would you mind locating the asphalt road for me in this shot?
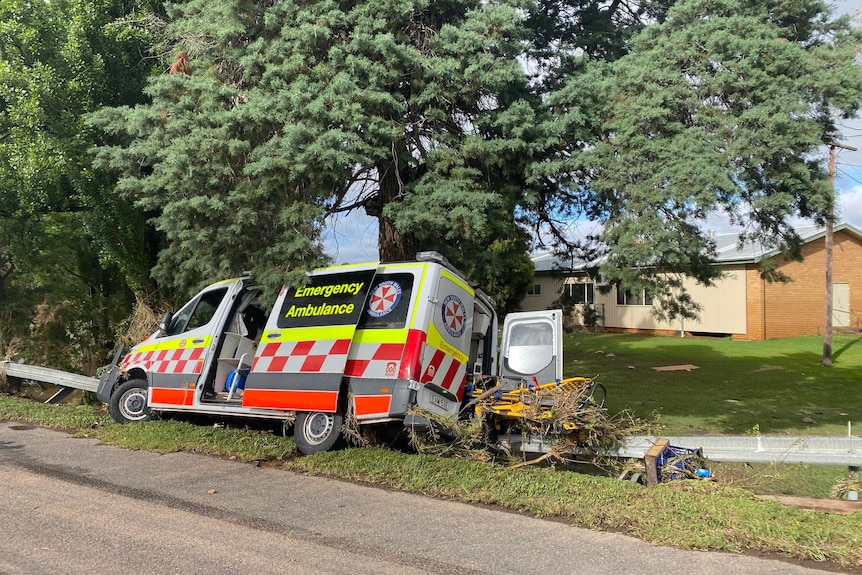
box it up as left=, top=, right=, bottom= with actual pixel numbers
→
left=0, top=421, right=840, bottom=575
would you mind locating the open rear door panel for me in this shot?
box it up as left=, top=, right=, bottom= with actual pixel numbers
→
left=242, top=264, right=378, bottom=411
left=499, top=310, right=563, bottom=385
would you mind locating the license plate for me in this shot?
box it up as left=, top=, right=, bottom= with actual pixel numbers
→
left=429, top=394, right=449, bottom=410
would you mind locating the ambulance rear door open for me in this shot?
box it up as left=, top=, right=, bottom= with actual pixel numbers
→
left=241, top=264, right=378, bottom=412
left=499, top=310, right=563, bottom=385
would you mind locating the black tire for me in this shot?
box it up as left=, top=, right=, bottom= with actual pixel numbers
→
left=109, top=379, right=153, bottom=424
left=294, top=411, right=343, bottom=454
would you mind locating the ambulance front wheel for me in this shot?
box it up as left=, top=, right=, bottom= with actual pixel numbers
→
left=294, top=411, right=343, bottom=454
left=109, top=379, right=153, bottom=424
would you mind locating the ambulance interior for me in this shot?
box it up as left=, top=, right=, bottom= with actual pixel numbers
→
left=469, top=296, right=496, bottom=383
left=205, top=288, right=266, bottom=402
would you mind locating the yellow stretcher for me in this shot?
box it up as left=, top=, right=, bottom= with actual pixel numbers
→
left=464, top=376, right=606, bottom=433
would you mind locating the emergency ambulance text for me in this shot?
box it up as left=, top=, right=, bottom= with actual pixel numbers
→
left=294, top=282, right=365, bottom=299
left=284, top=303, right=355, bottom=318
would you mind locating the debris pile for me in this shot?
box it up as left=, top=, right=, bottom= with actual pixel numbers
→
left=409, top=376, right=656, bottom=468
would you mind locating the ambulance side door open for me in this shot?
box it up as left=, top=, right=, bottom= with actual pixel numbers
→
left=148, top=282, right=240, bottom=408
left=499, top=310, right=563, bottom=385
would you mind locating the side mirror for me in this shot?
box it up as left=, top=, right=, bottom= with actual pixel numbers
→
left=159, top=311, right=173, bottom=335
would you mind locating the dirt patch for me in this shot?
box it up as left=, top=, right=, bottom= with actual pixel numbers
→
left=651, top=364, right=699, bottom=371
left=754, top=365, right=785, bottom=372
left=758, top=494, right=862, bottom=515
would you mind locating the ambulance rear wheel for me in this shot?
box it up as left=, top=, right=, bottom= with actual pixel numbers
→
left=109, top=379, right=153, bottom=424
left=294, top=411, right=342, bottom=454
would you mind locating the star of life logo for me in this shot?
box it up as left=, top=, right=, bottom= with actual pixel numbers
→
left=368, top=280, right=402, bottom=318
left=441, top=294, right=466, bottom=337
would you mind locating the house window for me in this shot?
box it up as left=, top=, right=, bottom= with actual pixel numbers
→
left=616, top=288, right=653, bottom=306
left=567, top=282, right=594, bottom=304
left=527, top=284, right=542, bottom=296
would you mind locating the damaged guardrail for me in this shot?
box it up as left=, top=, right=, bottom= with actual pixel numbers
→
left=1, top=360, right=98, bottom=403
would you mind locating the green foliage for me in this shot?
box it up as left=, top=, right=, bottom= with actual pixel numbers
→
left=90, top=0, right=548, bottom=304
left=541, top=0, right=862, bottom=321
left=5, top=0, right=862, bottom=375
left=0, top=0, right=161, bottom=364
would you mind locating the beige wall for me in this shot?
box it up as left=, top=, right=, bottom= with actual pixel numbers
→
left=596, top=266, right=747, bottom=336
left=522, top=268, right=747, bottom=336
left=519, top=275, right=566, bottom=312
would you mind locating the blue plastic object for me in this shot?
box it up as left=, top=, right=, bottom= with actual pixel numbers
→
left=226, top=369, right=248, bottom=392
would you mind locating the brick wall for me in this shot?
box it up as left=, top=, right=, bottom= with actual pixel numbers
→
left=744, top=266, right=765, bottom=340
left=744, top=229, right=862, bottom=339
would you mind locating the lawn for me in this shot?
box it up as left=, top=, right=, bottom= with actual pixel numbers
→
left=561, top=332, right=862, bottom=498
left=565, top=332, right=861, bottom=437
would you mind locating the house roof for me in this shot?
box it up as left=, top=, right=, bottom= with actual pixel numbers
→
left=533, top=222, right=862, bottom=271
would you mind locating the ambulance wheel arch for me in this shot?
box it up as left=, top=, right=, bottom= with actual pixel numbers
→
left=294, top=411, right=343, bottom=454
left=109, top=379, right=154, bottom=424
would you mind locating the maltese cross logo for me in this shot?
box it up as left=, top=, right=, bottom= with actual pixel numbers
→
left=441, top=294, right=466, bottom=337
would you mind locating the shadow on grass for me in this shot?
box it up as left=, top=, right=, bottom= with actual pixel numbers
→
left=832, top=334, right=862, bottom=361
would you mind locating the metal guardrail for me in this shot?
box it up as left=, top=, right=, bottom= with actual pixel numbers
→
left=619, top=435, right=862, bottom=466
left=1, top=360, right=99, bottom=403
left=505, top=433, right=862, bottom=467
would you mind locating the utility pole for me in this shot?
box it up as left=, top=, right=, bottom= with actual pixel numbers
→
left=823, top=142, right=857, bottom=367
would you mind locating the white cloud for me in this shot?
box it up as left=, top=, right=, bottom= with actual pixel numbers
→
left=838, top=185, right=862, bottom=228
left=323, top=210, right=379, bottom=263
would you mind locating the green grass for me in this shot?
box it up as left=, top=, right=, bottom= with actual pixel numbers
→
left=3, top=398, right=857, bottom=569
left=2, top=332, right=862, bottom=569
left=567, top=332, right=862, bottom=437
left=564, top=332, right=862, bottom=498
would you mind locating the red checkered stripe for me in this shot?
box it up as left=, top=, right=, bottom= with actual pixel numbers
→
left=122, top=347, right=205, bottom=374
left=252, top=338, right=351, bottom=373
left=344, top=341, right=405, bottom=378
left=419, top=345, right=466, bottom=396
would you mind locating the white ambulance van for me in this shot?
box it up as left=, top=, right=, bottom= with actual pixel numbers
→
left=96, top=252, right=563, bottom=454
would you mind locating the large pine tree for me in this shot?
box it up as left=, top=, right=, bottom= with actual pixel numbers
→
left=90, top=0, right=551, bottom=307
left=539, top=0, right=862, bottom=319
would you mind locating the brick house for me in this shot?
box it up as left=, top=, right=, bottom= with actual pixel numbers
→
left=520, top=223, right=862, bottom=340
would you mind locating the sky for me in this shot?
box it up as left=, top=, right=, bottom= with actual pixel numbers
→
left=323, top=0, right=862, bottom=263
left=811, top=0, right=862, bottom=229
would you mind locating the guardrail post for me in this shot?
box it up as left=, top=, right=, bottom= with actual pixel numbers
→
left=849, top=466, right=860, bottom=501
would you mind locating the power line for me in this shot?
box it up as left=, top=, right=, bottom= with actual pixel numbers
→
left=837, top=166, right=862, bottom=187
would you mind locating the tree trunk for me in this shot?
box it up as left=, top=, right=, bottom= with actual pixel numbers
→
left=374, top=163, right=418, bottom=262
left=823, top=145, right=836, bottom=367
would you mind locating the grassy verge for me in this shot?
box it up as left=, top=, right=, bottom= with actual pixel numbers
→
left=1, top=393, right=860, bottom=569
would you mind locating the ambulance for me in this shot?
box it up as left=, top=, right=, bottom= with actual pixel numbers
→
left=96, top=252, right=564, bottom=454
